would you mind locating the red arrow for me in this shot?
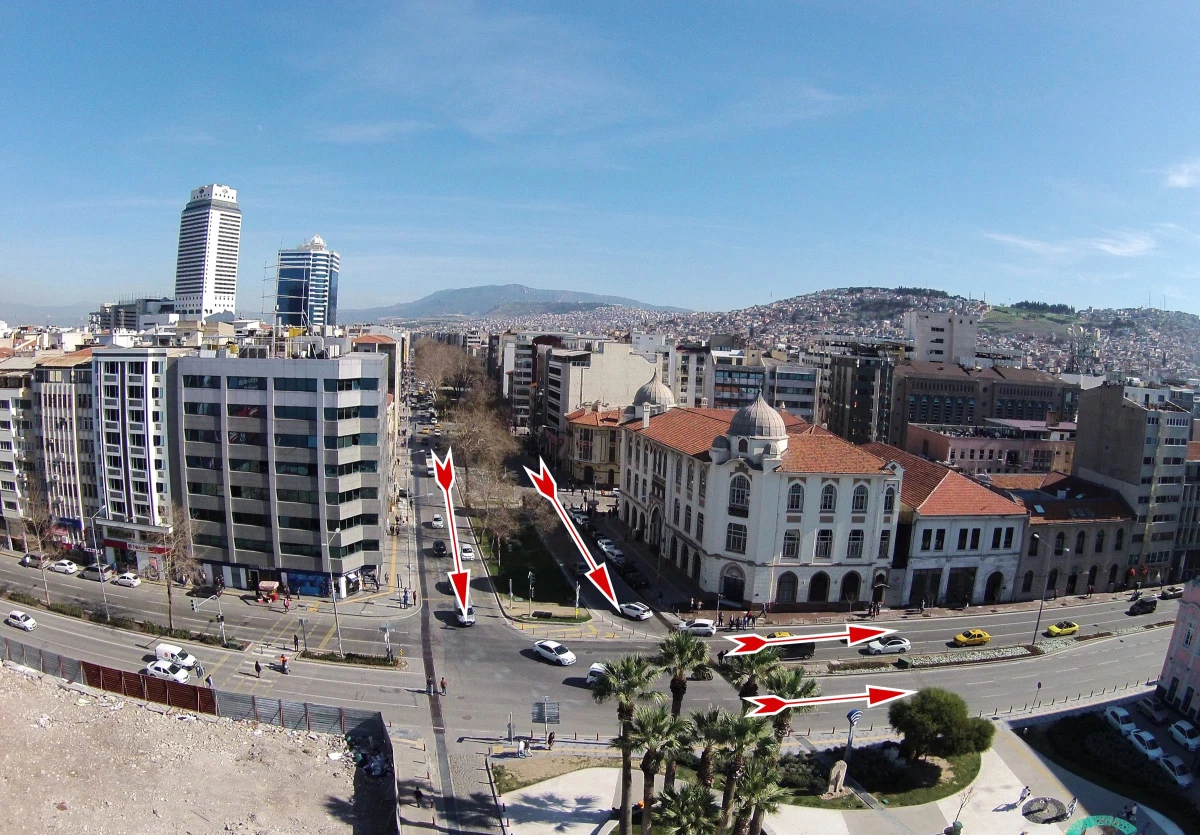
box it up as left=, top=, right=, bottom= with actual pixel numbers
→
left=432, top=448, right=470, bottom=612
left=743, top=685, right=916, bottom=717
left=724, top=625, right=896, bottom=656
left=523, top=457, right=620, bottom=611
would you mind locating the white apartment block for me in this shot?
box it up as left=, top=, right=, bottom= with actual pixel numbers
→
left=669, top=343, right=709, bottom=408
left=0, top=357, right=36, bottom=549
left=173, top=184, right=241, bottom=319
left=537, top=343, right=656, bottom=439
left=904, top=311, right=978, bottom=365
left=33, top=350, right=100, bottom=547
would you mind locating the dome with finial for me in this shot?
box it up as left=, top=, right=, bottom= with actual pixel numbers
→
left=729, top=394, right=787, bottom=440
left=633, top=370, right=675, bottom=408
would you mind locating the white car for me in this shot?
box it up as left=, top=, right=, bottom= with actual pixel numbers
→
left=533, top=640, right=577, bottom=666
left=1129, top=729, right=1164, bottom=762
left=606, top=548, right=625, bottom=563
left=678, top=618, right=716, bottom=637
left=113, top=572, right=142, bottom=588
left=460, top=543, right=476, bottom=561
left=5, top=610, right=36, bottom=631
left=585, top=662, right=607, bottom=686
left=620, top=602, right=653, bottom=621
left=1160, top=755, right=1194, bottom=788
left=51, top=559, right=79, bottom=574
left=596, top=538, right=615, bottom=552
left=456, top=605, right=476, bottom=627
left=431, top=515, right=445, bottom=529
left=144, top=660, right=190, bottom=684
left=866, top=637, right=911, bottom=655
left=1169, top=720, right=1200, bottom=752
left=1105, top=706, right=1137, bottom=737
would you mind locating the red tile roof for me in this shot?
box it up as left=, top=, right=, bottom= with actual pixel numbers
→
left=862, top=443, right=1026, bottom=517
left=36, top=348, right=94, bottom=368
left=566, top=407, right=624, bottom=428
left=352, top=334, right=395, bottom=345
left=780, top=435, right=891, bottom=475
left=986, top=472, right=1069, bottom=491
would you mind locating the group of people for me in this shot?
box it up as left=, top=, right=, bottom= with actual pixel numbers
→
left=717, top=611, right=758, bottom=631
left=515, top=732, right=555, bottom=758
left=426, top=676, right=447, bottom=696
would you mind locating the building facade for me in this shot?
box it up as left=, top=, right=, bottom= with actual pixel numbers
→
left=535, top=343, right=656, bottom=443
left=904, top=311, right=978, bottom=365
left=825, top=350, right=895, bottom=444
left=0, top=357, right=36, bottom=550
left=275, top=235, right=340, bottom=330
left=1176, top=442, right=1200, bottom=581
left=33, top=350, right=100, bottom=548
left=173, top=184, right=242, bottom=319
left=563, top=405, right=623, bottom=487
left=668, top=342, right=710, bottom=408
left=1157, top=576, right=1200, bottom=720
left=905, top=418, right=1076, bottom=475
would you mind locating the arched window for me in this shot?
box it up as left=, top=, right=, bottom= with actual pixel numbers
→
left=776, top=572, right=798, bottom=604
left=1094, top=530, right=1106, bottom=553
left=687, top=463, right=694, bottom=492
left=673, top=499, right=680, bottom=525
left=852, top=485, right=869, bottom=513
left=840, top=572, right=861, bottom=602
left=1027, top=535, right=1039, bottom=557
left=1053, top=532, right=1065, bottom=556
left=808, top=572, right=829, bottom=603
left=884, top=486, right=895, bottom=514
left=721, top=564, right=746, bottom=603
left=1075, top=532, right=1086, bottom=555
left=698, top=468, right=707, bottom=500
left=1046, top=568, right=1059, bottom=591
left=725, top=523, right=748, bottom=554
left=814, top=529, right=833, bottom=559
left=787, top=483, right=804, bottom=512
left=674, top=456, right=683, bottom=487
left=1022, top=570, right=1034, bottom=593
left=782, top=530, right=801, bottom=559
left=820, top=484, right=837, bottom=512
left=737, top=438, right=748, bottom=453
left=728, top=475, right=750, bottom=514
left=1114, top=528, right=1124, bottom=551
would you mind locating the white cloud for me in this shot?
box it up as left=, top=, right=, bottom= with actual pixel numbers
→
left=313, top=120, right=433, bottom=144
left=1086, top=232, right=1156, bottom=257
left=982, top=233, right=1070, bottom=257
left=1165, top=158, right=1200, bottom=188
left=984, top=230, right=1155, bottom=259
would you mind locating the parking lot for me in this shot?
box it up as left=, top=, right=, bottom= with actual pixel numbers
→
left=1102, top=696, right=1200, bottom=798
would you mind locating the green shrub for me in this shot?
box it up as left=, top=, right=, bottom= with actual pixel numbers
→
left=828, top=744, right=913, bottom=793
left=777, top=752, right=828, bottom=794
left=6, top=591, right=41, bottom=608
left=89, top=611, right=137, bottom=629
left=47, top=602, right=86, bottom=619
left=301, top=650, right=399, bottom=667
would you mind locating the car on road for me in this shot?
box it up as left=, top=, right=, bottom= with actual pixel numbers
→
left=605, top=547, right=625, bottom=563
left=1169, top=720, right=1200, bottom=751
left=573, top=561, right=590, bottom=577
left=596, top=538, right=615, bottom=552
left=867, top=636, right=911, bottom=655
left=533, top=640, right=577, bottom=666
left=431, top=515, right=445, bottom=529
left=432, top=540, right=447, bottom=558
left=456, top=605, right=476, bottom=627
left=1046, top=621, right=1079, bottom=637
left=19, top=553, right=49, bottom=568
left=80, top=564, right=115, bottom=582
left=678, top=619, right=717, bottom=637
left=426, top=466, right=435, bottom=478
left=144, top=660, right=190, bottom=684
left=1160, top=755, right=1194, bottom=788
left=5, top=610, right=36, bottom=631
left=50, top=559, right=79, bottom=574
left=620, top=602, right=653, bottom=621
left=1105, top=706, right=1137, bottom=736
left=1130, top=729, right=1164, bottom=762
left=952, top=628, right=991, bottom=647
left=1136, top=697, right=1170, bottom=725
left=585, top=662, right=607, bottom=686
left=626, top=573, right=650, bottom=591
left=113, top=572, right=142, bottom=587
left=1128, top=598, right=1158, bottom=615
left=1159, top=586, right=1184, bottom=600
left=460, top=544, right=476, bottom=561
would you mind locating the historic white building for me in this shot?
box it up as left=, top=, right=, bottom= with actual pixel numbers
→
left=619, top=385, right=903, bottom=611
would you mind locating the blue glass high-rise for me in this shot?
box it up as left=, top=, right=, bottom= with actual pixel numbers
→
left=275, top=235, right=340, bottom=330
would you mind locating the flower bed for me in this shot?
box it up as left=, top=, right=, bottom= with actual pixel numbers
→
left=898, top=645, right=1036, bottom=669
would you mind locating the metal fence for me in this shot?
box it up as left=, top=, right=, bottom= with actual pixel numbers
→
left=1, top=635, right=86, bottom=683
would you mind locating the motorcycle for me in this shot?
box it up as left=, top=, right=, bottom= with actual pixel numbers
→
left=1130, top=590, right=1143, bottom=601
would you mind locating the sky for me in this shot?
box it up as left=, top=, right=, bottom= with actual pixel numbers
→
left=2, top=2, right=1200, bottom=316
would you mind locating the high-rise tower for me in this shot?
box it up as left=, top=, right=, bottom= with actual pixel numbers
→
left=173, top=184, right=241, bottom=318
left=275, top=235, right=340, bottom=330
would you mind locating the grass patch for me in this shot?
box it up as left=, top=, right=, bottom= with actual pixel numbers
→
left=516, top=613, right=591, bottom=624
left=482, top=524, right=576, bottom=606
left=301, top=649, right=401, bottom=667
left=491, top=755, right=618, bottom=794
left=785, top=792, right=868, bottom=809
left=874, top=752, right=980, bottom=807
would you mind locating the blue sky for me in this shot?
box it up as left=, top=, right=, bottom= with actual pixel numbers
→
left=2, top=3, right=1200, bottom=315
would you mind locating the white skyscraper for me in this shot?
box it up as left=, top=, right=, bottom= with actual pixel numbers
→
left=173, top=184, right=241, bottom=318
left=275, top=235, right=340, bottom=330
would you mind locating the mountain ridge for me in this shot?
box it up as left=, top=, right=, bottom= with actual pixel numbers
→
left=340, top=283, right=689, bottom=321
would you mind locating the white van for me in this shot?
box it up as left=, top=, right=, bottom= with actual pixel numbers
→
left=155, top=643, right=200, bottom=670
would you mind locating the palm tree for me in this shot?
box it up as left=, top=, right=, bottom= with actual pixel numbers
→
left=688, top=707, right=727, bottom=788
left=716, top=713, right=774, bottom=835
left=724, top=649, right=782, bottom=699
left=657, top=630, right=710, bottom=789
left=593, top=655, right=663, bottom=835
left=731, top=755, right=789, bottom=835
left=761, top=665, right=819, bottom=742
left=657, top=782, right=720, bottom=835
left=627, top=704, right=691, bottom=835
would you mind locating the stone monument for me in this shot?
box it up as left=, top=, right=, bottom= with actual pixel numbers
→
left=822, top=760, right=849, bottom=799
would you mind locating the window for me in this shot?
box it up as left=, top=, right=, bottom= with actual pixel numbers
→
left=728, top=475, right=750, bottom=515
left=324, top=433, right=378, bottom=449
left=326, top=486, right=379, bottom=504
left=227, top=376, right=267, bottom=391
left=275, top=434, right=318, bottom=449
left=1185, top=621, right=1195, bottom=649
left=782, top=530, right=800, bottom=559
left=970, top=528, right=980, bottom=550
left=274, top=377, right=318, bottom=392
left=184, top=401, right=221, bottom=416
left=675, top=457, right=682, bottom=488
left=184, top=429, right=218, bottom=444
left=847, top=530, right=864, bottom=558
left=673, top=499, right=681, bottom=525
left=815, top=529, right=833, bottom=559
left=277, top=488, right=320, bottom=504
left=696, top=513, right=704, bottom=540
left=884, top=486, right=895, bottom=513
left=684, top=505, right=692, bottom=533
left=232, top=511, right=270, bottom=527
left=1115, top=529, right=1124, bottom=551
left=992, top=528, right=1002, bottom=549
left=276, top=461, right=314, bottom=477
left=324, top=377, right=379, bottom=392
left=230, top=485, right=270, bottom=501
left=276, top=406, right=318, bottom=421
left=234, top=537, right=272, bottom=554
left=687, top=463, right=694, bottom=492
left=228, top=431, right=266, bottom=446
left=1095, top=530, right=1105, bottom=553
left=957, top=529, right=969, bottom=551
left=1075, top=531, right=1086, bottom=555
left=1022, top=571, right=1034, bottom=593
left=183, top=375, right=220, bottom=389
left=787, top=483, right=804, bottom=512
left=698, top=468, right=707, bottom=500
left=878, top=529, right=892, bottom=559
left=279, top=515, right=321, bottom=531
left=1004, top=527, right=1014, bottom=549
left=820, top=484, right=837, bottom=512
left=725, top=523, right=747, bottom=554
left=921, top=529, right=933, bottom=551
left=934, top=529, right=945, bottom=550
left=190, top=507, right=225, bottom=523
left=186, top=455, right=221, bottom=470
left=325, top=460, right=379, bottom=477
left=1054, top=532, right=1065, bottom=556
left=1028, top=535, right=1039, bottom=556
left=229, top=459, right=267, bottom=474
left=852, top=485, right=868, bottom=512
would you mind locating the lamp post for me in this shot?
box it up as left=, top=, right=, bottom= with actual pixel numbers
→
left=326, top=531, right=345, bottom=657
left=528, top=570, right=535, bottom=617
left=89, top=509, right=111, bottom=622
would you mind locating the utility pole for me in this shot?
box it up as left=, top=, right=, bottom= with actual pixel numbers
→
left=90, top=509, right=110, bottom=622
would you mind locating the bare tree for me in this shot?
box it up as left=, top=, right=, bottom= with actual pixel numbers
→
left=160, top=502, right=199, bottom=632
left=22, top=474, right=59, bottom=606
left=454, top=399, right=517, bottom=497
left=412, top=339, right=459, bottom=407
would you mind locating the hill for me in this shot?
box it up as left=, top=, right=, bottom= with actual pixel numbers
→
left=0, top=301, right=96, bottom=327
left=340, top=284, right=689, bottom=322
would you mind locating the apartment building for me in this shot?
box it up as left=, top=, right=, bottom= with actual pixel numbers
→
left=668, top=342, right=709, bottom=408
left=1074, top=383, right=1191, bottom=584
left=33, top=350, right=100, bottom=548
left=1177, top=442, right=1200, bottom=581
left=763, top=360, right=819, bottom=422
left=1158, top=577, right=1200, bottom=720
left=500, top=332, right=609, bottom=429
left=704, top=348, right=766, bottom=410
left=862, top=444, right=1026, bottom=607
left=534, top=342, right=656, bottom=443
left=825, top=350, right=895, bottom=444
left=175, top=351, right=390, bottom=597
left=904, top=310, right=978, bottom=364
left=905, top=417, right=1076, bottom=475
left=563, top=405, right=623, bottom=487
left=802, top=335, right=909, bottom=430
left=0, top=357, right=36, bottom=550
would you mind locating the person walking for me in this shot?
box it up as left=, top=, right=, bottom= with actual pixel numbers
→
left=439, top=676, right=447, bottom=696
left=1018, top=786, right=1030, bottom=806
left=547, top=731, right=556, bottom=751
left=427, top=676, right=435, bottom=696
left=1065, top=797, right=1077, bottom=818
left=413, top=787, right=424, bottom=808
left=205, top=674, right=214, bottom=688
left=294, top=634, right=300, bottom=653
left=284, top=597, right=291, bottom=613
left=254, top=660, right=262, bottom=679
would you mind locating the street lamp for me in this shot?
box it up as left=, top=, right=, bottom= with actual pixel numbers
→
left=326, top=530, right=345, bottom=657
left=528, top=570, right=535, bottom=617
left=89, top=509, right=111, bottom=622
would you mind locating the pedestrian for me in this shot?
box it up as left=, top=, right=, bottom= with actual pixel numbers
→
left=284, top=597, right=291, bottom=613
left=1018, top=786, right=1030, bottom=805
left=384, top=572, right=389, bottom=586
left=254, top=660, right=262, bottom=679
left=413, top=787, right=424, bottom=808
left=440, top=676, right=447, bottom=696
left=717, top=612, right=724, bottom=627
left=547, top=731, right=556, bottom=751
left=427, top=676, right=435, bottom=696
left=1129, top=803, right=1138, bottom=821
left=919, top=597, right=925, bottom=613
left=205, top=674, right=214, bottom=688
left=516, top=739, right=526, bottom=758
left=1066, top=797, right=1077, bottom=817
left=293, top=634, right=299, bottom=653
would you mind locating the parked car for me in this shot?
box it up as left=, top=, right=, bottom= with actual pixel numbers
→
left=573, top=561, right=590, bottom=577
left=620, top=602, right=653, bottom=621
left=626, top=574, right=651, bottom=591
left=1160, top=755, right=1194, bottom=788
left=144, top=660, right=190, bottom=684
left=155, top=643, right=200, bottom=669
left=1169, top=719, right=1200, bottom=751
left=605, top=547, right=625, bottom=562
left=431, top=514, right=445, bottom=529
left=1046, top=621, right=1079, bottom=637
left=4, top=610, right=36, bottom=631
left=460, top=544, right=476, bottom=561
left=533, top=640, right=577, bottom=666
left=1128, top=598, right=1158, bottom=615
left=678, top=619, right=716, bottom=637
left=432, top=540, right=448, bottom=558
left=1136, top=696, right=1170, bottom=725
left=780, top=642, right=817, bottom=660
left=1105, top=706, right=1137, bottom=736
left=585, top=662, right=607, bottom=686
left=50, top=559, right=79, bottom=574
left=952, top=628, right=991, bottom=647
left=456, top=605, right=476, bottom=627
left=113, top=572, right=142, bottom=587
left=867, top=637, right=912, bottom=655
left=1130, top=729, right=1164, bottom=762
left=596, top=538, right=615, bottom=552
left=1159, top=586, right=1184, bottom=600
left=80, top=564, right=115, bottom=582
left=19, top=553, right=48, bottom=568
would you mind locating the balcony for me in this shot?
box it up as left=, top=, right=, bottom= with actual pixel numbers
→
left=727, top=504, right=749, bottom=518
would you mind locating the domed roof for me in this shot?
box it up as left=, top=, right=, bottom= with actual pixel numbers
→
left=729, top=394, right=787, bottom=439
left=633, top=370, right=675, bottom=408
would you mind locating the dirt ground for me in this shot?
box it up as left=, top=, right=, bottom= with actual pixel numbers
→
left=0, top=662, right=392, bottom=835
left=492, top=754, right=618, bottom=793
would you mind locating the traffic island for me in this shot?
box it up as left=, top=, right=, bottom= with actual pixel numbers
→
left=300, top=649, right=405, bottom=668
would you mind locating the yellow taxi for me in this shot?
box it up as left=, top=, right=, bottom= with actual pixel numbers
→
left=952, top=628, right=991, bottom=647
left=1047, top=621, right=1079, bottom=637
left=765, top=631, right=791, bottom=640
